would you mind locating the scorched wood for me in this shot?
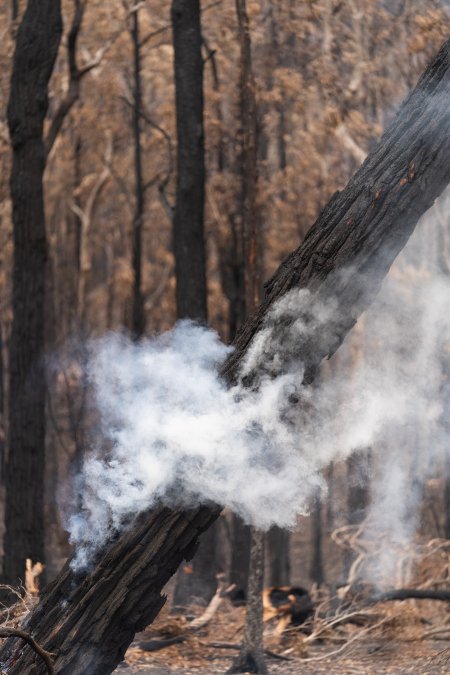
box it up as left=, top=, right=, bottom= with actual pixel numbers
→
left=3, top=35, right=450, bottom=675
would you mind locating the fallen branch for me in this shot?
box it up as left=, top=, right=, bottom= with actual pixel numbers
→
left=0, top=628, right=54, bottom=674
left=371, top=589, right=450, bottom=603
left=422, top=626, right=450, bottom=639
left=299, top=618, right=389, bottom=663
left=189, top=573, right=235, bottom=631
left=135, top=636, right=185, bottom=652
left=206, top=642, right=291, bottom=662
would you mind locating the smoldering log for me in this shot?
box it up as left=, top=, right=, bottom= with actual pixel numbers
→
left=3, top=36, right=450, bottom=675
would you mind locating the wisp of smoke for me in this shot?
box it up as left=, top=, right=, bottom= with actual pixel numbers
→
left=67, top=271, right=449, bottom=572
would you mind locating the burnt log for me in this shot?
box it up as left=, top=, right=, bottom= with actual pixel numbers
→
left=372, top=588, right=450, bottom=603
left=3, top=36, right=450, bottom=675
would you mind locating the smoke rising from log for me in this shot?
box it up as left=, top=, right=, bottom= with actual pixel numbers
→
left=66, top=218, right=450, bottom=576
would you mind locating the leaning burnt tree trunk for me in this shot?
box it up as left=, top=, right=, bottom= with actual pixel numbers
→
left=2, top=0, right=62, bottom=590
left=3, top=36, right=450, bottom=675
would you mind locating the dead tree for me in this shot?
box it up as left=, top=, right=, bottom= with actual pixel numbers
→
left=3, top=36, right=450, bottom=675
left=230, top=1, right=267, bottom=672
left=2, top=0, right=63, bottom=592
left=171, top=0, right=207, bottom=321
left=129, top=1, right=145, bottom=337
left=3, top=0, right=108, bottom=591
left=170, top=0, right=219, bottom=608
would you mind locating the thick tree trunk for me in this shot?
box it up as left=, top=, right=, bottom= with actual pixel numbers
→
left=3, top=35, right=450, bottom=675
left=2, top=0, right=62, bottom=590
left=171, top=0, right=207, bottom=321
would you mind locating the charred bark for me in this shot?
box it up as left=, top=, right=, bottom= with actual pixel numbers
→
left=228, top=530, right=267, bottom=675
left=231, top=1, right=266, bottom=671
left=309, top=490, right=324, bottom=586
left=267, top=527, right=290, bottom=586
left=171, top=0, right=207, bottom=321
left=131, top=5, right=145, bottom=337
left=2, top=0, right=62, bottom=590
left=170, top=0, right=218, bottom=607
left=4, top=35, right=450, bottom=675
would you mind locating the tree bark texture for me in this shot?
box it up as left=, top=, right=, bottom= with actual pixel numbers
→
left=228, top=530, right=267, bottom=674
left=236, top=0, right=261, bottom=312
left=233, top=1, right=266, bottom=671
left=3, top=35, right=450, bottom=675
left=171, top=0, right=207, bottom=322
left=131, top=6, right=145, bottom=337
left=171, top=0, right=218, bottom=606
left=2, top=0, right=62, bottom=589
left=229, top=514, right=251, bottom=593
left=267, top=526, right=290, bottom=586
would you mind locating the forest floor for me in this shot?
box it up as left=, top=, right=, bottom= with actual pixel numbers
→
left=115, top=600, right=450, bottom=674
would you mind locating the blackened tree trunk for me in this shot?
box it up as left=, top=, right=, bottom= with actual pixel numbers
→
left=171, top=0, right=218, bottom=607
left=131, top=5, right=145, bottom=337
left=229, top=515, right=251, bottom=593
left=4, top=35, right=450, bottom=675
left=2, top=0, right=62, bottom=590
left=171, top=0, right=207, bottom=321
left=309, top=491, right=324, bottom=586
left=0, top=325, right=5, bottom=480
left=267, top=527, right=291, bottom=586
left=229, top=531, right=266, bottom=675
left=230, top=0, right=266, bottom=672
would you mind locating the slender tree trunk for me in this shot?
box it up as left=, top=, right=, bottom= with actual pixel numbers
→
left=171, top=0, right=207, bottom=321
left=267, top=526, right=290, bottom=586
left=3, top=36, right=450, bottom=675
left=444, top=454, right=450, bottom=539
left=229, top=531, right=267, bottom=675
left=229, top=514, right=251, bottom=594
left=231, top=1, right=266, bottom=671
left=309, top=490, right=324, bottom=586
left=171, top=0, right=218, bottom=607
left=2, top=0, right=62, bottom=591
left=131, top=6, right=145, bottom=337
left=11, top=0, right=19, bottom=22
left=0, top=324, right=5, bottom=481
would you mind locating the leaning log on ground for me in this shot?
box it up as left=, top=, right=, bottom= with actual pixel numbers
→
left=3, top=37, right=450, bottom=675
left=372, top=588, right=450, bottom=603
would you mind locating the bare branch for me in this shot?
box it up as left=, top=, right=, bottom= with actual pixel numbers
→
left=140, top=0, right=224, bottom=48
left=120, top=95, right=175, bottom=218
left=0, top=628, right=54, bottom=674
left=71, top=132, right=113, bottom=315
left=45, top=3, right=125, bottom=159
left=189, top=574, right=234, bottom=631
left=334, top=122, right=367, bottom=165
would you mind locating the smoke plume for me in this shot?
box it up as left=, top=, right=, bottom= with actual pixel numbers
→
left=67, top=213, right=450, bottom=578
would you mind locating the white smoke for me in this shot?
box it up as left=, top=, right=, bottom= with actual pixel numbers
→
left=66, top=207, right=450, bottom=576
left=346, top=265, right=450, bottom=587
left=67, top=280, right=449, bottom=572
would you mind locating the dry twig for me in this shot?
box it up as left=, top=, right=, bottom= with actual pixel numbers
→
left=0, top=628, right=54, bottom=674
